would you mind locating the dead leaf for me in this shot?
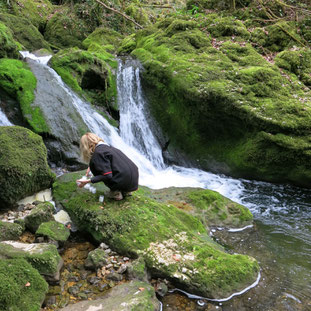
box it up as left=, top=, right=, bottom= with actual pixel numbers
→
left=25, top=282, right=31, bottom=287
left=139, top=287, right=145, bottom=291
left=172, top=254, right=181, bottom=261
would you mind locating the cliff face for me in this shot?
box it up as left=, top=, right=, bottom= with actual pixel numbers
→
left=1, top=0, right=311, bottom=186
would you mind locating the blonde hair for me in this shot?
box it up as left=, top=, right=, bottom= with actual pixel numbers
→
left=80, top=132, right=104, bottom=163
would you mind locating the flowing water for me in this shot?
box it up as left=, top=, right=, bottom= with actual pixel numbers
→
left=3, top=54, right=310, bottom=310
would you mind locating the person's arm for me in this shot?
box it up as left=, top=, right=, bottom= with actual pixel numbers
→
left=90, top=152, right=113, bottom=184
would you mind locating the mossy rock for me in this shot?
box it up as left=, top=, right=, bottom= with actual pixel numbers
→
left=125, top=16, right=311, bottom=187
left=0, top=13, right=51, bottom=51
left=59, top=280, right=161, bottom=311
left=0, top=59, right=49, bottom=133
left=141, top=187, right=253, bottom=228
left=0, top=127, right=55, bottom=208
left=250, top=21, right=304, bottom=52
left=275, top=48, right=311, bottom=87
left=36, top=221, right=70, bottom=243
left=44, top=6, right=91, bottom=49
left=125, top=3, right=151, bottom=28
left=25, top=202, right=55, bottom=233
left=0, top=221, right=24, bottom=241
left=53, top=171, right=259, bottom=299
left=9, top=0, right=53, bottom=29
left=50, top=47, right=118, bottom=110
left=126, top=257, right=148, bottom=282
left=0, top=241, right=63, bottom=281
left=0, top=21, right=22, bottom=58
left=0, top=258, right=48, bottom=311
left=85, top=248, right=108, bottom=270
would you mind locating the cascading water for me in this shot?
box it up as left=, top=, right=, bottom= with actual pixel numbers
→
left=4, top=53, right=311, bottom=309
left=0, top=108, right=12, bottom=126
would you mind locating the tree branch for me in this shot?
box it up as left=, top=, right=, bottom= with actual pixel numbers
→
left=94, top=0, right=143, bottom=29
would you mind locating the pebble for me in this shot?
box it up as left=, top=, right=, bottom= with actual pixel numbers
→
left=123, top=257, right=130, bottom=261
left=117, top=264, right=127, bottom=274
left=106, top=272, right=123, bottom=282
left=100, top=243, right=109, bottom=249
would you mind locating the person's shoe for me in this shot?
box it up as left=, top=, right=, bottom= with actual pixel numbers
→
left=107, top=190, right=123, bottom=201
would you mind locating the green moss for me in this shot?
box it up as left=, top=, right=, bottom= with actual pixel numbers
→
left=0, top=13, right=51, bottom=51
left=0, top=21, right=22, bottom=58
left=127, top=15, right=311, bottom=187
left=53, top=171, right=259, bottom=298
left=0, top=258, right=48, bottom=311
left=0, top=242, right=62, bottom=278
left=9, top=0, right=53, bottom=29
left=36, top=221, right=70, bottom=242
left=25, top=202, right=54, bottom=233
left=50, top=48, right=118, bottom=112
left=0, top=59, right=49, bottom=133
left=0, top=221, right=24, bottom=241
left=125, top=4, right=151, bottom=27
left=0, top=126, right=55, bottom=207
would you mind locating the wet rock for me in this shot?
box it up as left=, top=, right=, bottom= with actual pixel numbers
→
left=58, top=280, right=161, bottom=311
left=80, top=270, right=90, bottom=280
left=24, top=202, right=54, bottom=233
left=106, top=272, right=123, bottom=282
left=117, top=264, right=127, bottom=274
left=44, top=295, right=57, bottom=307
left=68, top=285, right=80, bottom=296
left=85, top=248, right=108, bottom=270
left=156, top=282, right=168, bottom=297
left=88, top=276, right=101, bottom=285
left=35, top=220, right=70, bottom=244
left=126, top=257, right=148, bottom=282
left=68, top=275, right=79, bottom=282
left=100, top=242, right=109, bottom=249
left=77, top=292, right=88, bottom=300
left=0, top=221, right=24, bottom=241
left=0, top=241, right=63, bottom=282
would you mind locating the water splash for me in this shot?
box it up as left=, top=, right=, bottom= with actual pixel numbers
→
left=0, top=108, right=12, bottom=126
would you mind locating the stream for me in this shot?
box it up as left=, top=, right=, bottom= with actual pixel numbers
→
left=1, top=53, right=311, bottom=310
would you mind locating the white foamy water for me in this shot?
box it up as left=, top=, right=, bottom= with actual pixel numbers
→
left=0, top=107, right=12, bottom=126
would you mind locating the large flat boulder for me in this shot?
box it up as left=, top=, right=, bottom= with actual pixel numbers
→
left=53, top=171, right=259, bottom=299
left=59, top=280, right=161, bottom=311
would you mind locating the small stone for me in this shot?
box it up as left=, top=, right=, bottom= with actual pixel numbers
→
left=106, top=264, right=113, bottom=269
left=77, top=292, right=88, bottom=300
left=68, top=285, right=79, bottom=296
left=117, top=264, right=127, bottom=274
left=68, top=275, right=79, bottom=282
left=100, top=243, right=109, bottom=249
left=97, top=283, right=108, bottom=292
left=106, top=272, right=123, bottom=282
left=88, top=276, right=100, bottom=285
left=80, top=270, right=89, bottom=280
left=44, top=295, right=57, bottom=307
left=104, top=249, right=111, bottom=254
left=123, top=257, right=130, bottom=261
left=156, top=282, right=168, bottom=297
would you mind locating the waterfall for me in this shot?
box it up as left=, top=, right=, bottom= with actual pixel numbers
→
left=0, top=108, right=12, bottom=126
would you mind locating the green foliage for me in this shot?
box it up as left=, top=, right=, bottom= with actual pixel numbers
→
left=0, top=258, right=48, bottom=311
left=0, top=59, right=49, bottom=133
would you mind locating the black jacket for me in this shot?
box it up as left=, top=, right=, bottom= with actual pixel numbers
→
left=90, top=144, right=139, bottom=192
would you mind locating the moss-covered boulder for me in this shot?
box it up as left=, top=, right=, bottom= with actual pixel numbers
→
left=44, top=6, right=90, bottom=49
left=24, top=202, right=55, bottom=233
left=0, top=241, right=63, bottom=282
left=59, top=280, right=161, bottom=311
left=123, top=16, right=311, bottom=187
left=36, top=221, right=70, bottom=243
left=0, top=221, right=24, bottom=241
left=0, top=13, right=51, bottom=51
left=0, top=258, right=48, bottom=311
left=0, top=127, right=55, bottom=208
left=53, top=171, right=259, bottom=299
left=9, top=0, right=53, bottom=29
left=0, top=21, right=22, bottom=58
left=50, top=48, right=118, bottom=111
left=142, top=187, right=253, bottom=228
left=0, top=60, right=49, bottom=133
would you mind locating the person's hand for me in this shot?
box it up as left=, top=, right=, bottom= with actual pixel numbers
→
left=86, top=167, right=91, bottom=177
left=76, top=179, right=90, bottom=188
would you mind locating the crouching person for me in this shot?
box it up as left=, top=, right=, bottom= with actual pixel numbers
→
left=77, top=132, right=139, bottom=201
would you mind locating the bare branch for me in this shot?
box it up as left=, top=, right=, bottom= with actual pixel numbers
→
left=94, top=0, right=143, bottom=29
